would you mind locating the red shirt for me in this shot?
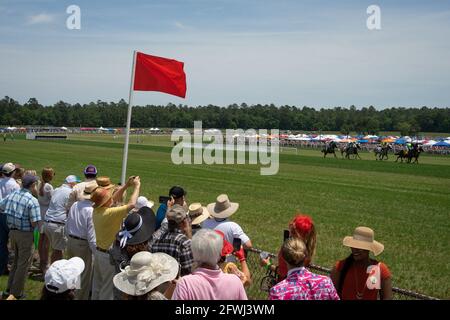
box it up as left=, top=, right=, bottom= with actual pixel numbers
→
left=335, top=259, right=391, bottom=300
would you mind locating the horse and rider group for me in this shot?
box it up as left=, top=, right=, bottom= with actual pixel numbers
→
left=321, top=141, right=424, bottom=163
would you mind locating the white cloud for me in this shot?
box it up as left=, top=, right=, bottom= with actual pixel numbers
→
left=27, top=13, right=54, bottom=25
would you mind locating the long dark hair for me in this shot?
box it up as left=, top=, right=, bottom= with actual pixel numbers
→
left=40, top=286, right=75, bottom=300
left=337, top=254, right=354, bottom=297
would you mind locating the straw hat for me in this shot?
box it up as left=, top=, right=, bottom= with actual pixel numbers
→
left=207, top=194, right=239, bottom=219
left=81, top=181, right=98, bottom=200
left=90, top=187, right=114, bottom=208
left=343, top=226, right=384, bottom=256
left=188, top=203, right=210, bottom=225
left=96, top=176, right=115, bottom=190
left=113, top=252, right=179, bottom=296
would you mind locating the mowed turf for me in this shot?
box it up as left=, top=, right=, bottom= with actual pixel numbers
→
left=1, top=135, right=449, bottom=299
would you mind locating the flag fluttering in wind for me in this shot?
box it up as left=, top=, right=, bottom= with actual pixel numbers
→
left=133, top=52, right=186, bottom=98
left=121, top=51, right=187, bottom=184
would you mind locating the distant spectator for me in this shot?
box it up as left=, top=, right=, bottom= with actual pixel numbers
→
left=172, top=229, right=248, bottom=300
left=188, top=203, right=210, bottom=236
left=269, top=238, right=339, bottom=300
left=66, top=165, right=98, bottom=210
left=150, top=205, right=193, bottom=276
left=65, top=181, right=97, bottom=300
left=155, top=186, right=186, bottom=230
left=330, top=226, right=393, bottom=300
left=260, top=214, right=317, bottom=282
left=113, top=251, right=179, bottom=300
left=0, top=163, right=20, bottom=276
left=44, top=175, right=80, bottom=263
left=91, top=176, right=140, bottom=300
left=203, top=194, right=252, bottom=249
left=0, top=174, right=41, bottom=299
left=37, top=167, right=55, bottom=274
left=41, top=257, right=85, bottom=300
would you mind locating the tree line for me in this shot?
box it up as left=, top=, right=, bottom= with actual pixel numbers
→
left=1, top=96, right=449, bottom=135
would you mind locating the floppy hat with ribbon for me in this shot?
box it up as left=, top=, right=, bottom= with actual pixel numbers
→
left=188, top=203, right=210, bottom=225
left=343, top=226, right=384, bottom=256
left=207, top=194, right=239, bottom=219
left=117, top=207, right=156, bottom=248
left=113, top=251, right=179, bottom=296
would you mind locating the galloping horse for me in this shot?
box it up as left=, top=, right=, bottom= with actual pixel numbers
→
left=374, top=144, right=392, bottom=160
left=343, top=143, right=361, bottom=159
left=407, top=145, right=424, bottom=164
left=395, top=149, right=408, bottom=162
left=321, top=141, right=339, bottom=158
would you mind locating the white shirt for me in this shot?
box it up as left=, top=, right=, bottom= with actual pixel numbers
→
left=45, top=184, right=72, bottom=223
left=0, top=177, right=20, bottom=201
left=66, top=200, right=96, bottom=252
left=37, top=182, right=54, bottom=219
left=202, top=218, right=250, bottom=245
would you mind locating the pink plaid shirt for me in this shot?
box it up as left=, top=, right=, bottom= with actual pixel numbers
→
left=269, top=267, right=340, bottom=300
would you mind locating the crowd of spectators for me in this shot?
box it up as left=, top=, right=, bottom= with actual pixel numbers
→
left=0, top=162, right=392, bottom=300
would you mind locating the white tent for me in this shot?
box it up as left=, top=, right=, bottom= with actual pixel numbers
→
left=60, top=126, right=68, bottom=131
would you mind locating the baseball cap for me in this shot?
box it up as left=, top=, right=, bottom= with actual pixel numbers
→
left=169, top=186, right=186, bottom=199
left=166, top=204, right=188, bottom=224
left=22, top=174, right=38, bottom=188
left=83, top=165, right=97, bottom=176
left=1, top=162, right=16, bottom=174
left=65, top=175, right=81, bottom=184
left=44, top=257, right=85, bottom=294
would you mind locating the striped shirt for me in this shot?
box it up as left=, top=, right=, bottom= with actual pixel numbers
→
left=0, top=188, right=41, bottom=231
left=150, top=228, right=193, bottom=276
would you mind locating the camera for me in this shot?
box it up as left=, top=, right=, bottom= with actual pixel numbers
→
left=232, top=238, right=242, bottom=252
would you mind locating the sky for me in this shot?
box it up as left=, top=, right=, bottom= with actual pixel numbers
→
left=1, top=0, right=450, bottom=109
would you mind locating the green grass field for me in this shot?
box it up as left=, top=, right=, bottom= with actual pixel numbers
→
left=1, top=134, right=449, bottom=299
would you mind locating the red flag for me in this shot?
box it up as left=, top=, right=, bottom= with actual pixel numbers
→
left=133, top=52, right=186, bottom=98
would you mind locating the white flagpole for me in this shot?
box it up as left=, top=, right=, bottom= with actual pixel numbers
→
left=121, top=50, right=137, bottom=185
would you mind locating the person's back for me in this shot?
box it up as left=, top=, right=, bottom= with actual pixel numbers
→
left=172, top=267, right=247, bottom=300
left=269, top=267, right=338, bottom=300
left=0, top=176, right=20, bottom=200
left=45, top=184, right=72, bottom=223
left=150, top=229, right=192, bottom=276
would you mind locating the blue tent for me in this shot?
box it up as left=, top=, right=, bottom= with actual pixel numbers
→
left=357, top=139, right=369, bottom=144
left=433, top=141, right=450, bottom=147
left=395, top=138, right=407, bottom=145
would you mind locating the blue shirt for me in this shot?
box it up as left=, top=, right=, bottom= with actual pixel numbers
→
left=0, top=188, right=41, bottom=231
left=155, top=203, right=167, bottom=230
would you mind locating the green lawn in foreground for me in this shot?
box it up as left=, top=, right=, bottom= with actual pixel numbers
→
left=1, top=135, right=449, bottom=299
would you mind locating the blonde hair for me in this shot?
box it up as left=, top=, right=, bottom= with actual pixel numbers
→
left=281, top=238, right=307, bottom=267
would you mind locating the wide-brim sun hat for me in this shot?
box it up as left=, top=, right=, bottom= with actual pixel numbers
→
left=188, top=203, right=210, bottom=225
left=116, top=207, right=156, bottom=247
left=96, top=176, right=115, bottom=190
left=91, top=187, right=114, bottom=208
left=207, top=194, right=239, bottom=219
left=343, top=226, right=384, bottom=256
left=113, top=252, right=179, bottom=296
left=81, top=181, right=98, bottom=201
